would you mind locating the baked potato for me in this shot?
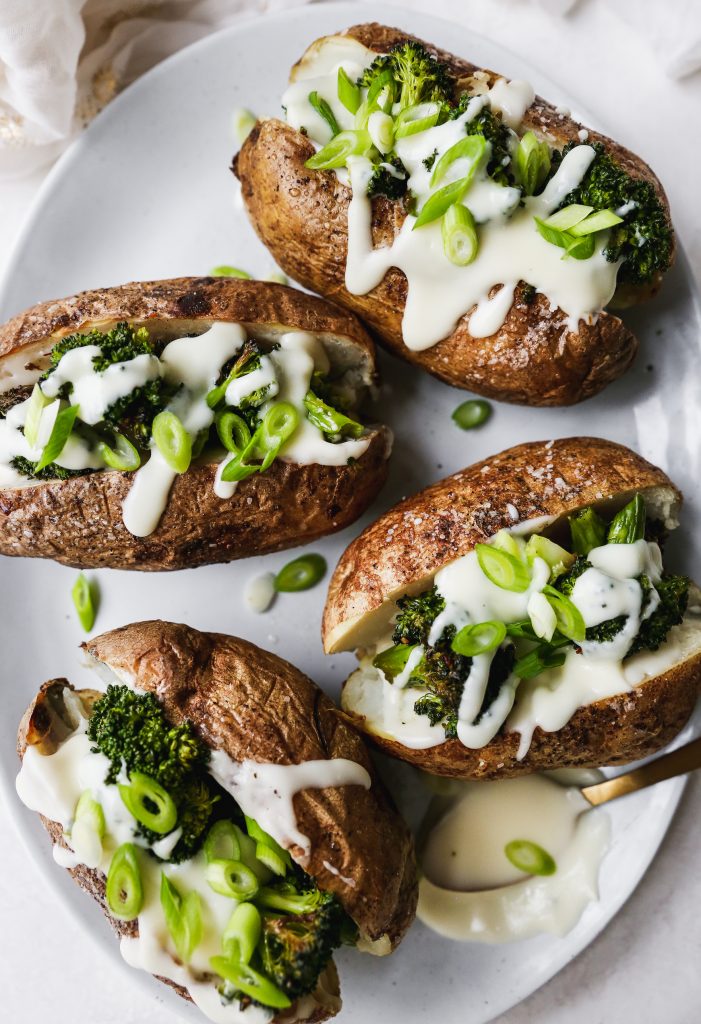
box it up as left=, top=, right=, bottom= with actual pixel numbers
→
left=323, top=438, right=701, bottom=778
left=16, top=620, right=417, bottom=1023
left=0, top=277, right=391, bottom=570
left=234, top=23, right=674, bottom=405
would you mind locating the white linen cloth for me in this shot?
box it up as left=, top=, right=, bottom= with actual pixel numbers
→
left=0, top=0, right=700, bottom=180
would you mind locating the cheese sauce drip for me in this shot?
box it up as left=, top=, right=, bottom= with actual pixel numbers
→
left=16, top=693, right=369, bottom=1023
left=0, top=322, right=373, bottom=536
left=343, top=521, right=701, bottom=758
left=284, top=36, right=620, bottom=350
left=417, top=773, right=610, bottom=942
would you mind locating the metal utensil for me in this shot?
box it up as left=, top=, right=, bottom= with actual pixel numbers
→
left=580, top=736, right=701, bottom=806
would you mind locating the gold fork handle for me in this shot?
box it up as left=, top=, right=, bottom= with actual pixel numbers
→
left=580, top=736, right=701, bottom=806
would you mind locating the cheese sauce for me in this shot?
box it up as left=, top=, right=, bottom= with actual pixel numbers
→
left=417, top=773, right=610, bottom=942
left=285, top=36, right=620, bottom=350
left=16, top=691, right=370, bottom=1023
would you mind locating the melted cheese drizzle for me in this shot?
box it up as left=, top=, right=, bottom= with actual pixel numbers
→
left=15, top=697, right=370, bottom=1022
left=0, top=322, right=373, bottom=536
left=417, top=773, right=610, bottom=942
left=342, top=520, right=701, bottom=757
left=284, top=36, right=620, bottom=350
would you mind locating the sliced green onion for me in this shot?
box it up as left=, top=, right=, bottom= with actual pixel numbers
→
left=245, top=816, right=292, bottom=877
left=525, top=535, right=575, bottom=578
left=303, top=391, right=364, bottom=439
left=216, top=411, right=251, bottom=454
left=72, top=573, right=97, bottom=633
left=258, top=401, right=299, bottom=468
left=564, top=232, right=596, bottom=260
left=608, top=493, right=645, bottom=544
left=431, top=135, right=486, bottom=186
left=233, top=108, right=256, bottom=145
left=504, top=839, right=556, bottom=876
left=452, top=621, right=507, bottom=657
left=569, top=208, right=623, bottom=236
left=515, top=131, right=551, bottom=196
left=476, top=543, right=531, bottom=593
left=75, top=790, right=105, bottom=836
left=222, top=902, right=261, bottom=964
left=210, top=266, right=252, bottom=278
left=451, top=399, right=492, bottom=430
left=220, top=452, right=260, bottom=483
left=204, top=819, right=242, bottom=864
left=206, top=859, right=259, bottom=900
left=505, top=619, right=540, bottom=641
left=160, top=873, right=202, bottom=964
left=305, top=130, right=371, bottom=170
left=569, top=506, right=607, bottom=555
left=442, top=203, right=479, bottom=266
left=513, top=644, right=567, bottom=680
left=152, top=410, right=192, bottom=474
left=308, top=91, right=340, bottom=136
left=534, top=217, right=596, bottom=260
left=491, top=529, right=527, bottom=561
left=274, top=553, right=327, bottom=592
left=35, top=403, right=80, bottom=472
left=394, top=101, right=441, bottom=139
left=368, top=111, right=394, bottom=154
left=23, top=383, right=51, bottom=448
left=542, top=585, right=586, bottom=643
left=534, top=217, right=571, bottom=249
left=118, top=772, right=177, bottom=834
left=337, top=67, right=361, bottom=114
left=210, top=958, right=291, bottom=1009
left=98, top=432, right=141, bottom=472
left=544, top=204, right=594, bottom=231
left=366, top=69, right=395, bottom=112
left=414, top=176, right=471, bottom=230
left=106, top=843, right=143, bottom=921
left=372, top=643, right=417, bottom=682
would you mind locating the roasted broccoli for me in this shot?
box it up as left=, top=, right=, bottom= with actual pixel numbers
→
left=367, top=156, right=408, bottom=199
left=258, top=873, right=347, bottom=1000
left=629, top=574, right=689, bottom=655
left=87, top=684, right=220, bottom=862
left=463, top=107, right=513, bottom=184
left=358, top=41, right=455, bottom=112
left=10, top=455, right=91, bottom=481
left=557, top=141, right=673, bottom=285
left=103, top=377, right=178, bottom=447
left=45, top=321, right=154, bottom=374
left=392, top=585, right=445, bottom=646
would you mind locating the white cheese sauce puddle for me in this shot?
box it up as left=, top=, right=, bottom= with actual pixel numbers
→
left=285, top=35, right=620, bottom=351
left=16, top=696, right=371, bottom=1023
left=417, top=773, right=610, bottom=942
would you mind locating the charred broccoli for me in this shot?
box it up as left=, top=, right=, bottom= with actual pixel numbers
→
left=358, top=40, right=455, bottom=112
left=557, top=141, right=673, bottom=285
left=392, top=585, right=445, bottom=645
left=464, top=107, right=513, bottom=184
left=45, top=321, right=154, bottom=374
left=628, top=574, right=689, bottom=655
left=367, top=156, right=408, bottom=199
left=87, top=684, right=220, bottom=862
left=10, top=455, right=91, bottom=481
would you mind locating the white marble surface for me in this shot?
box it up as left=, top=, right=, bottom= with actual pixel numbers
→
left=1, top=0, right=700, bottom=1021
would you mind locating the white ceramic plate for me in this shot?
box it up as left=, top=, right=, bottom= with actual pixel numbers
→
left=1, top=3, right=700, bottom=1022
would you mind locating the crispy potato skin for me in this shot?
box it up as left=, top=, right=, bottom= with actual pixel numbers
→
left=323, top=437, right=699, bottom=778
left=234, top=22, right=675, bottom=403
left=0, top=431, right=389, bottom=569
left=0, top=277, right=390, bottom=569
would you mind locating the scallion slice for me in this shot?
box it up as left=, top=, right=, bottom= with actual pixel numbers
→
left=394, top=101, right=441, bottom=139
left=106, top=843, right=143, bottom=920
left=35, top=403, right=80, bottom=472
left=98, top=432, right=141, bottom=472
left=515, top=131, right=551, bottom=196
left=513, top=644, right=567, bottom=680
left=542, top=585, right=586, bottom=642
left=569, top=208, right=623, bottom=236
left=23, top=383, right=51, bottom=448
left=216, top=411, right=251, bottom=454
left=209, top=959, right=291, bottom=1009
left=452, top=399, right=492, bottom=430
left=245, top=815, right=291, bottom=876
left=451, top=620, right=507, bottom=657
left=222, top=902, right=261, bottom=965
left=308, top=90, right=340, bottom=137
left=274, top=553, right=327, bottom=592
left=442, top=202, right=479, bottom=265
left=152, top=410, right=192, bottom=474
left=337, top=67, right=361, bottom=114
left=607, top=493, right=645, bottom=544
left=210, top=266, right=252, bottom=278
left=476, top=543, right=531, bottom=593
left=71, top=573, right=97, bottom=633
left=118, top=772, right=177, bottom=834
left=431, top=135, right=486, bottom=186
left=413, top=176, right=472, bottom=230
left=504, top=839, right=556, bottom=876
left=233, top=108, right=256, bottom=145
left=305, top=129, right=372, bottom=170
left=372, top=643, right=417, bottom=682
left=160, top=874, right=202, bottom=964
left=204, top=819, right=242, bottom=864
left=543, top=204, right=593, bottom=231
left=206, top=859, right=259, bottom=900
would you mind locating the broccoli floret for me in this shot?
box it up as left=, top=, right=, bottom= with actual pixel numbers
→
left=359, top=41, right=455, bottom=112
left=555, top=557, right=622, bottom=643
left=367, top=157, right=408, bottom=200
left=629, top=574, right=689, bottom=655
left=464, top=107, right=513, bottom=184
left=422, top=149, right=438, bottom=171
left=257, top=873, right=348, bottom=1000
left=557, top=141, right=673, bottom=285
left=103, top=377, right=178, bottom=447
left=392, top=586, right=445, bottom=646
left=46, top=322, right=154, bottom=374
left=87, top=684, right=220, bottom=862
left=10, top=455, right=92, bottom=482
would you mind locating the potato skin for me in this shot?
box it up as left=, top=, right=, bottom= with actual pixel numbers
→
left=234, top=22, right=675, bottom=403
left=0, top=277, right=390, bottom=570
left=324, top=437, right=699, bottom=778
